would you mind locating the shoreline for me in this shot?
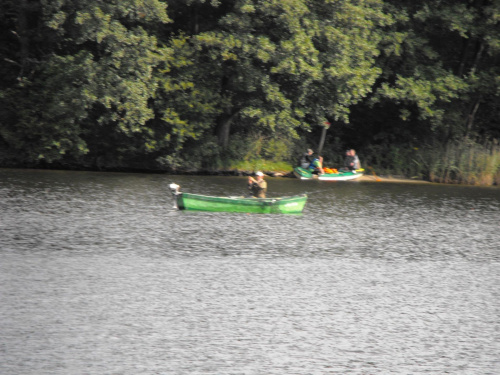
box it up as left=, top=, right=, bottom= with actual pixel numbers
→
left=355, top=174, right=431, bottom=184
left=256, top=169, right=431, bottom=184
left=3, top=166, right=497, bottom=186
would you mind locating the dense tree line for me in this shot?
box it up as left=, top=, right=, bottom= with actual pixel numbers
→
left=1, top=0, right=499, bottom=179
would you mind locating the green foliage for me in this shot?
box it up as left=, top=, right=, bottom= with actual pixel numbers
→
left=0, top=0, right=170, bottom=166
left=0, top=0, right=498, bottom=185
left=178, top=0, right=391, bottom=151
left=229, top=159, right=293, bottom=174
left=155, top=33, right=221, bottom=154
left=65, top=0, right=169, bottom=132
left=228, top=132, right=294, bottom=163
left=372, top=0, right=500, bottom=140
left=0, top=52, right=94, bottom=163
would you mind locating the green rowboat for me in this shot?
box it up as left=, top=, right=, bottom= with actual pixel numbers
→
left=294, top=167, right=364, bottom=181
left=169, top=184, right=307, bottom=214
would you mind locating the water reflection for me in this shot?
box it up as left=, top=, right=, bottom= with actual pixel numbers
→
left=0, top=169, right=498, bottom=374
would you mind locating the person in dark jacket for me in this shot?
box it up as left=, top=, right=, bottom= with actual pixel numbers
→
left=343, top=149, right=354, bottom=170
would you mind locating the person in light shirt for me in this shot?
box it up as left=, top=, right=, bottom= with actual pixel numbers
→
left=248, top=171, right=267, bottom=198
left=351, top=149, right=361, bottom=170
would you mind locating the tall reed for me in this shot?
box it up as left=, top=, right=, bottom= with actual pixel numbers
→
left=413, top=140, right=500, bottom=185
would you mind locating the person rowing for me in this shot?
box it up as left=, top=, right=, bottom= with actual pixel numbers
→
left=248, top=171, right=267, bottom=198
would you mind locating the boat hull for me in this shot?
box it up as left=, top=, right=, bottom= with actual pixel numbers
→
left=175, top=193, right=307, bottom=214
left=293, top=167, right=364, bottom=181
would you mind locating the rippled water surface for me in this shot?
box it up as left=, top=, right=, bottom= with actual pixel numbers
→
left=1, top=169, right=499, bottom=374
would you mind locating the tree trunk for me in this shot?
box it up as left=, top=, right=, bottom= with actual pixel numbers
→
left=470, top=41, right=484, bottom=75
left=464, top=98, right=481, bottom=139
left=317, top=122, right=330, bottom=155
left=17, top=0, right=29, bottom=78
left=217, top=111, right=238, bottom=149
left=457, top=37, right=471, bottom=77
left=317, top=126, right=327, bottom=155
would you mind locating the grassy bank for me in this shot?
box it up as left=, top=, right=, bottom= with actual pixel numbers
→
left=223, top=140, right=500, bottom=186
left=228, top=160, right=294, bottom=176
left=2, top=139, right=498, bottom=186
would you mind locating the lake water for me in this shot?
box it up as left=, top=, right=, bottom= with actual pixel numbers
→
left=0, top=169, right=499, bottom=374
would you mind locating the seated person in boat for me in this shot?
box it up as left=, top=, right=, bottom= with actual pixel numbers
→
left=351, top=149, right=361, bottom=170
left=299, top=149, right=324, bottom=174
left=248, top=171, right=267, bottom=198
left=342, top=149, right=361, bottom=171
left=343, top=149, right=354, bottom=170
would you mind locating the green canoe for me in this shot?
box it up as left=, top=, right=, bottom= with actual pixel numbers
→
left=294, top=167, right=364, bottom=181
left=170, top=184, right=307, bottom=214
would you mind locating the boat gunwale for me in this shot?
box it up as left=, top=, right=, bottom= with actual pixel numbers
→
left=293, top=166, right=364, bottom=180
left=179, top=192, right=307, bottom=206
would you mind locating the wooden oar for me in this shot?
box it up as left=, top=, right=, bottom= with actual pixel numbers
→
left=368, top=167, right=381, bottom=181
